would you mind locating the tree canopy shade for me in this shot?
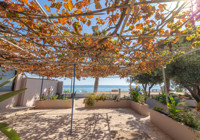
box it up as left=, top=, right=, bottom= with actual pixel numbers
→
left=0, top=0, right=200, bottom=78
left=166, top=50, right=200, bottom=102
left=131, top=69, right=163, bottom=96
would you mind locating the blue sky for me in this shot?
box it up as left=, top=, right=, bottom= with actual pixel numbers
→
left=61, top=77, right=129, bottom=85
left=9, top=0, right=130, bottom=86
left=10, top=0, right=193, bottom=85
left=26, top=73, right=129, bottom=85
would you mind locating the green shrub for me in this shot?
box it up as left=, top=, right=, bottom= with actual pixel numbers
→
left=63, top=95, right=68, bottom=100
left=130, top=89, right=141, bottom=102
left=197, top=102, right=200, bottom=111
left=152, top=92, right=167, bottom=104
left=167, top=96, right=200, bottom=130
left=179, top=108, right=200, bottom=130
left=153, top=95, right=200, bottom=130
left=49, top=95, right=58, bottom=100
left=40, top=94, right=47, bottom=100
left=168, top=96, right=183, bottom=120
left=84, top=94, right=109, bottom=106
left=139, top=92, right=148, bottom=104
left=153, top=106, right=164, bottom=112
left=84, top=94, right=96, bottom=106
left=63, top=89, right=71, bottom=93
left=98, top=94, right=107, bottom=101
left=111, top=95, right=118, bottom=100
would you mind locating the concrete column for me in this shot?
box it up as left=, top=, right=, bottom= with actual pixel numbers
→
left=16, top=78, right=27, bottom=106
left=57, top=81, right=63, bottom=95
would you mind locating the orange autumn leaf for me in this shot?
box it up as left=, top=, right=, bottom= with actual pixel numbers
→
left=68, top=0, right=73, bottom=11
left=86, top=14, right=94, bottom=19
left=44, top=5, right=51, bottom=13
left=87, top=20, right=91, bottom=26
left=85, top=0, right=91, bottom=5
left=64, top=0, right=73, bottom=11
left=80, top=17, right=87, bottom=24
left=64, top=3, right=69, bottom=11
left=158, top=4, right=164, bottom=12
left=86, top=9, right=93, bottom=19
left=22, top=0, right=28, bottom=4
left=173, top=37, right=179, bottom=43
left=146, top=20, right=150, bottom=25
left=94, top=0, right=102, bottom=9
left=136, top=24, right=143, bottom=29
left=75, top=2, right=85, bottom=9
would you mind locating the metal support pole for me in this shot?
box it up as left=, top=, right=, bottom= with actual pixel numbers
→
left=129, top=76, right=132, bottom=94
left=118, top=88, right=121, bottom=100
left=162, top=66, right=169, bottom=106
left=40, top=77, right=44, bottom=100
left=70, top=78, right=73, bottom=93
left=70, top=64, right=76, bottom=135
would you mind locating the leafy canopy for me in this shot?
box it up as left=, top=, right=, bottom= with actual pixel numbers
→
left=0, top=0, right=199, bottom=78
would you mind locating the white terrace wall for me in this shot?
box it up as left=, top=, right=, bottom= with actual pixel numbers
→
left=17, top=78, right=63, bottom=107
left=0, top=77, right=63, bottom=109
left=0, top=74, right=23, bottom=109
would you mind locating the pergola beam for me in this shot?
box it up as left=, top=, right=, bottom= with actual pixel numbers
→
left=0, top=38, right=36, bottom=57
left=0, top=0, right=196, bottom=78
left=33, top=0, right=73, bottom=52
left=0, top=34, right=193, bottom=39
left=119, top=0, right=135, bottom=37
left=0, top=0, right=185, bottom=19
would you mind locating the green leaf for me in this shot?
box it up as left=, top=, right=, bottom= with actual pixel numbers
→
left=0, top=127, right=21, bottom=140
left=0, top=88, right=27, bottom=102
left=0, top=75, right=17, bottom=88
left=0, top=123, right=9, bottom=129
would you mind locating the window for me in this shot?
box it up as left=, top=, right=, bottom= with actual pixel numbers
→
left=0, top=68, right=16, bottom=92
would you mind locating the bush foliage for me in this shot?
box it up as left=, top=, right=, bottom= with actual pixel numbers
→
left=84, top=93, right=128, bottom=106
left=154, top=95, right=200, bottom=130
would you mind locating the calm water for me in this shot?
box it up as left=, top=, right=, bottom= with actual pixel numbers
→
left=63, top=85, right=161, bottom=93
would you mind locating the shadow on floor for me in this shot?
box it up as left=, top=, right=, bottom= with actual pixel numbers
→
left=0, top=109, right=158, bottom=140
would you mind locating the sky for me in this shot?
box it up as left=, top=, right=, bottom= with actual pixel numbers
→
left=23, top=0, right=178, bottom=86
left=22, top=0, right=130, bottom=85
left=8, top=0, right=193, bottom=86
left=60, top=77, right=129, bottom=85
left=26, top=73, right=130, bottom=85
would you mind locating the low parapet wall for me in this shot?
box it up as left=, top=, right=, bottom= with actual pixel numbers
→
left=150, top=109, right=200, bottom=140
left=85, top=100, right=149, bottom=116
left=130, top=101, right=149, bottom=116
left=35, top=100, right=72, bottom=109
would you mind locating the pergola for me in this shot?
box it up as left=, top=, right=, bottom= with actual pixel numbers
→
left=0, top=0, right=199, bottom=134
left=0, top=0, right=199, bottom=78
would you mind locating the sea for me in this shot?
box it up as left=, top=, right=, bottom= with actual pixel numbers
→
left=63, top=85, right=161, bottom=93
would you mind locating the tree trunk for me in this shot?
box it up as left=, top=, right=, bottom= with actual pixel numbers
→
left=148, top=84, right=154, bottom=97
left=166, top=78, right=170, bottom=92
left=182, top=83, right=200, bottom=102
left=142, top=84, right=147, bottom=94
left=93, top=77, right=99, bottom=93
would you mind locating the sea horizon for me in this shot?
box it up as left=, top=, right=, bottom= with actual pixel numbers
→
left=63, top=84, right=161, bottom=93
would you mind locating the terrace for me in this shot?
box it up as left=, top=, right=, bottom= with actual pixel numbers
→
left=0, top=99, right=170, bottom=140
left=0, top=0, right=200, bottom=139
